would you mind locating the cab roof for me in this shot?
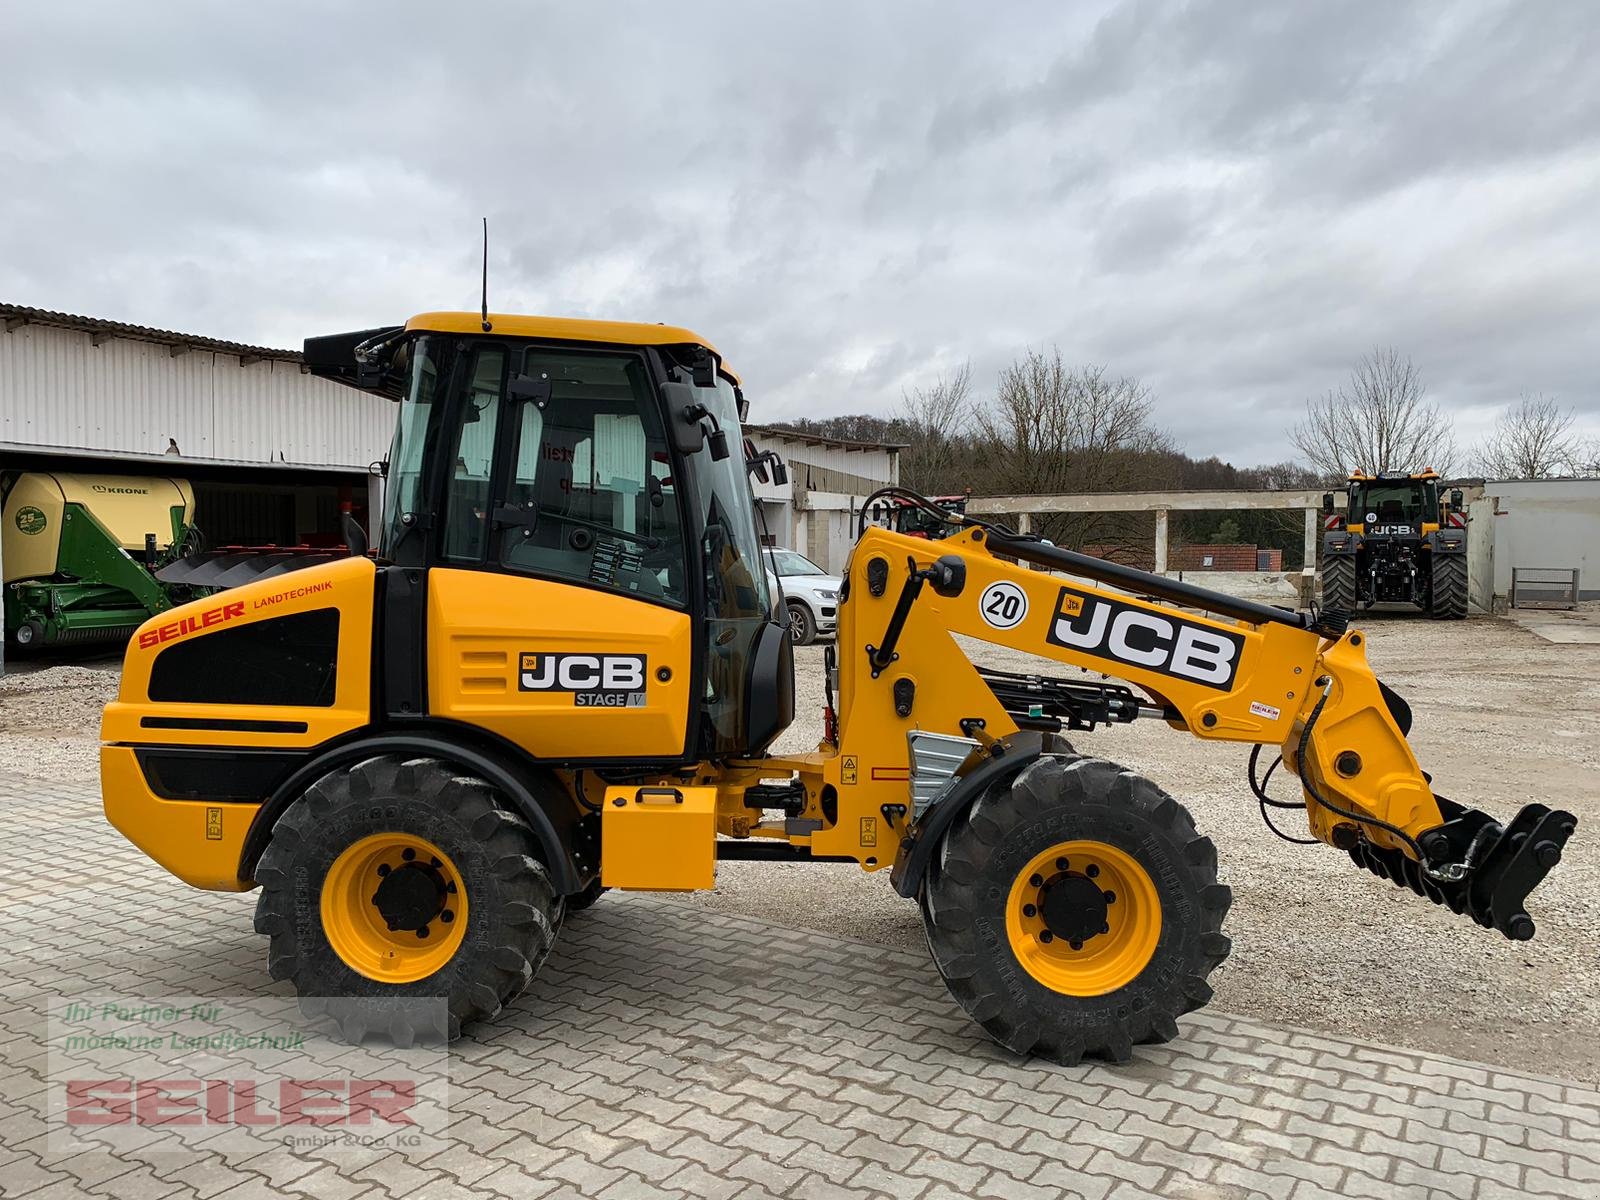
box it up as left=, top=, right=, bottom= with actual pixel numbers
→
left=1348, top=468, right=1439, bottom=482
left=405, top=311, right=734, bottom=379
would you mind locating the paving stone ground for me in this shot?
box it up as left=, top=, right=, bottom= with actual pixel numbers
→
left=3, top=771, right=1598, bottom=1199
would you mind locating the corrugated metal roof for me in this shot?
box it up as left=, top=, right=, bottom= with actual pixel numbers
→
left=747, top=423, right=907, bottom=453
left=0, top=302, right=301, bottom=362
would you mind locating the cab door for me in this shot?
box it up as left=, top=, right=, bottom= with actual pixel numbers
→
left=425, top=343, right=695, bottom=763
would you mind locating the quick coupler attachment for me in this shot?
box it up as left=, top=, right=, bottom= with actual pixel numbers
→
left=1348, top=800, right=1576, bottom=940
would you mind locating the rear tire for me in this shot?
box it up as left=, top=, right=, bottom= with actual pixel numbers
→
left=1321, top=555, right=1358, bottom=613
left=787, top=600, right=816, bottom=646
left=1431, top=554, right=1468, bottom=619
left=921, top=755, right=1230, bottom=1064
left=253, top=755, right=561, bottom=1043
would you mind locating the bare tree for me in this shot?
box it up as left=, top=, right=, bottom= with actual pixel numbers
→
left=897, top=362, right=972, bottom=493
left=974, top=349, right=1169, bottom=549
left=1579, top=437, right=1600, bottom=478
left=1475, top=394, right=1587, bottom=479
left=1291, top=348, right=1455, bottom=482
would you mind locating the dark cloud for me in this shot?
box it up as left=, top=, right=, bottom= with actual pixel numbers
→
left=1, top=0, right=1595, bottom=466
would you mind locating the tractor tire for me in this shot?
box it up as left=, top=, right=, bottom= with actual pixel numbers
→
left=253, top=755, right=561, bottom=1044
left=1321, top=556, right=1358, bottom=613
left=787, top=600, right=817, bottom=646
left=921, top=754, right=1230, bottom=1064
left=1431, top=554, right=1468, bottom=619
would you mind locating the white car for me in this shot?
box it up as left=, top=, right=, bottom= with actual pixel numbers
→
left=765, top=548, right=841, bottom=645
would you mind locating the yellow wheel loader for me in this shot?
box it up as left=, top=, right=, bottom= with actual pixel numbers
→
left=100, top=312, right=1576, bottom=1060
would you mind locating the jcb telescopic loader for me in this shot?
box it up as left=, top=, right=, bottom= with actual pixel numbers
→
left=1320, top=468, right=1469, bottom=618
left=101, top=313, right=1575, bottom=1062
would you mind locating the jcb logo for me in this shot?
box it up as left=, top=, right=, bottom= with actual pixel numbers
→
left=1045, top=588, right=1243, bottom=690
left=519, top=652, right=647, bottom=707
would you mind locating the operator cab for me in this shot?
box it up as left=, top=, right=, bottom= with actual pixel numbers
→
left=305, top=312, right=794, bottom=761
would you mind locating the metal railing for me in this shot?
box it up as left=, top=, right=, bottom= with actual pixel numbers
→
left=1510, top=567, right=1580, bottom=610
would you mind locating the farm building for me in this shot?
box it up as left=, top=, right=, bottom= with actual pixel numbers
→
left=0, top=303, right=393, bottom=545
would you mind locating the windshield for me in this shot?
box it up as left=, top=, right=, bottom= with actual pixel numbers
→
left=695, top=377, right=771, bottom=618
left=1355, top=482, right=1437, bottom=524
left=695, top=375, right=774, bottom=754
left=382, top=336, right=444, bottom=558
left=770, top=550, right=825, bottom=577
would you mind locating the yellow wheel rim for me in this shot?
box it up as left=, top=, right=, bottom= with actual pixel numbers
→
left=1004, top=839, right=1161, bottom=997
left=320, top=833, right=468, bottom=984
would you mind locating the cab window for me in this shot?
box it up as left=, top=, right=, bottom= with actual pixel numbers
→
left=498, top=350, right=687, bottom=604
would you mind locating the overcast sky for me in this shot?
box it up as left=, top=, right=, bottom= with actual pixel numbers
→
left=2, top=1, right=1596, bottom=465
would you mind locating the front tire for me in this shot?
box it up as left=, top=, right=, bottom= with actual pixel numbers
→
left=921, top=755, right=1230, bottom=1063
left=253, top=755, right=561, bottom=1043
left=787, top=600, right=817, bottom=646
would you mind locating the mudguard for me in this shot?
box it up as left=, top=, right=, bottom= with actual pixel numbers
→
left=239, top=729, right=584, bottom=893
left=890, top=730, right=1054, bottom=899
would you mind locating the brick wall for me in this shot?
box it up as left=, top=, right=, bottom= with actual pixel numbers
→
left=1172, top=544, right=1281, bottom=571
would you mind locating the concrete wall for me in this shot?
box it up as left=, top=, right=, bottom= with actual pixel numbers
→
left=1485, top=479, right=1600, bottom=602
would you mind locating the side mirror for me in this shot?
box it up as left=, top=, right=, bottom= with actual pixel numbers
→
left=1450, top=488, right=1464, bottom=508
left=708, top=429, right=730, bottom=461
left=661, top=381, right=707, bottom=455
left=1322, top=492, right=1334, bottom=514
left=744, top=441, right=789, bottom=486
left=508, top=374, right=553, bottom=404
left=744, top=437, right=770, bottom=484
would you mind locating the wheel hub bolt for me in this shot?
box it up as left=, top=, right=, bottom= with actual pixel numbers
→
left=402, top=848, right=416, bottom=861
left=1103, top=890, right=1116, bottom=904
left=1056, top=857, right=1069, bottom=870
left=1022, top=904, right=1037, bottom=918
left=1086, top=864, right=1100, bottom=878
left=1029, top=873, right=1044, bottom=888
left=1039, top=931, right=1054, bottom=944
left=1069, top=939, right=1083, bottom=951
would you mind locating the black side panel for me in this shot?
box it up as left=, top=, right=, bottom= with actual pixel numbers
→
left=136, top=747, right=307, bottom=802
left=149, top=609, right=339, bottom=706
left=742, top=619, right=796, bottom=756
left=378, top=566, right=428, bottom=717
left=141, top=716, right=308, bottom=734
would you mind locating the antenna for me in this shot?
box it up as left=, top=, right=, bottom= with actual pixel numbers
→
left=480, top=217, right=492, bottom=332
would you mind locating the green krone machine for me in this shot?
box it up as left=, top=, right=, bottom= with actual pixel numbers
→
left=2, top=472, right=203, bottom=648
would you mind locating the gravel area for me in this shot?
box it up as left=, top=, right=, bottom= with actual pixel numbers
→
left=0, top=659, right=119, bottom=782
left=4, top=610, right=1594, bottom=1081
left=677, top=613, right=1600, bottom=1084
